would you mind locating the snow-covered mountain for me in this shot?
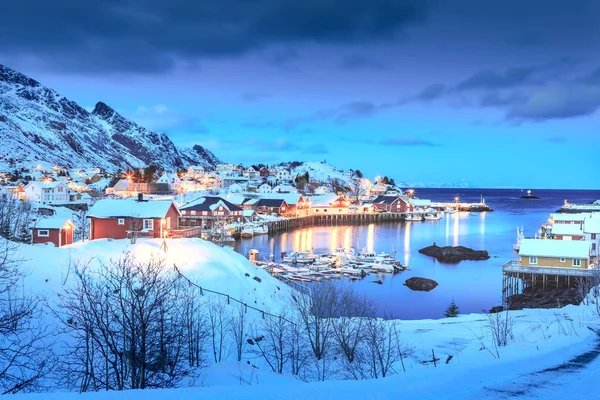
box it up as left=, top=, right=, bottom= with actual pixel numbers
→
left=0, top=64, right=221, bottom=172
left=290, top=161, right=351, bottom=185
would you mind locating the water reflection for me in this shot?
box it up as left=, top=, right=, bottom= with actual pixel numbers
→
left=330, top=228, right=338, bottom=252
left=453, top=213, right=459, bottom=246
left=367, top=224, right=375, bottom=252
left=344, top=227, right=351, bottom=251
left=404, top=222, right=411, bottom=265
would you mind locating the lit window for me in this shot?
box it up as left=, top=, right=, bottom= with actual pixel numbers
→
left=143, top=219, right=154, bottom=230
left=38, top=230, right=49, bottom=237
left=529, top=256, right=537, bottom=264
left=191, top=210, right=196, bottom=215
left=573, top=259, right=581, bottom=267
left=118, top=218, right=125, bottom=225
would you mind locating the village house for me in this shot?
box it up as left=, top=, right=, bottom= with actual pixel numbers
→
left=229, top=183, right=243, bottom=193
left=350, top=203, right=377, bottom=214
left=186, top=166, right=205, bottom=179
left=549, top=223, right=585, bottom=241
left=549, top=213, right=586, bottom=226
left=371, top=195, right=412, bottom=213
left=409, top=198, right=431, bottom=211
left=309, top=194, right=350, bottom=215
left=258, top=183, right=272, bottom=193
left=88, top=196, right=180, bottom=240
left=157, top=172, right=182, bottom=191
left=272, top=184, right=296, bottom=193
left=369, top=184, right=388, bottom=197
left=259, top=167, right=270, bottom=178
left=32, top=217, right=75, bottom=247
left=268, top=167, right=277, bottom=176
left=243, top=166, right=259, bottom=179
left=518, top=239, right=591, bottom=269
left=584, top=214, right=600, bottom=256
left=24, top=181, right=82, bottom=203
left=179, top=196, right=243, bottom=229
left=221, top=176, right=249, bottom=189
left=253, top=199, right=289, bottom=215
left=276, top=168, right=292, bottom=182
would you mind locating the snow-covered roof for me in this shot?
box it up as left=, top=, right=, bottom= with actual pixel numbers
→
left=584, top=214, right=600, bottom=234
left=410, top=199, right=431, bottom=207
left=88, top=199, right=178, bottom=219
left=157, top=173, right=180, bottom=183
left=310, top=193, right=343, bottom=207
left=26, top=181, right=66, bottom=190
left=550, top=223, right=585, bottom=236
left=519, top=239, right=590, bottom=259
left=34, top=217, right=74, bottom=230
left=188, top=165, right=204, bottom=170
left=550, top=213, right=586, bottom=222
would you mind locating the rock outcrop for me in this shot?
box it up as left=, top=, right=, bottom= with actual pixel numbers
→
left=418, top=244, right=490, bottom=263
left=404, top=277, right=438, bottom=292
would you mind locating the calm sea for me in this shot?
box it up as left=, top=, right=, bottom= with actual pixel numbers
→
left=234, top=189, right=600, bottom=320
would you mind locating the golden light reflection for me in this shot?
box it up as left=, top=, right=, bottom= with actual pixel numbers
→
left=306, top=229, right=313, bottom=252
left=293, top=231, right=300, bottom=252
left=343, top=227, right=351, bottom=251
left=280, top=232, right=288, bottom=252
left=479, top=211, right=486, bottom=236
left=330, top=228, right=338, bottom=253
left=453, top=212, right=459, bottom=246
left=404, top=221, right=411, bottom=265
left=445, top=213, right=450, bottom=243
left=367, top=224, right=375, bottom=253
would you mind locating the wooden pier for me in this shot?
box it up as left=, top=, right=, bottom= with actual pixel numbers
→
left=267, top=212, right=407, bottom=234
left=501, top=260, right=597, bottom=307
left=431, top=202, right=493, bottom=212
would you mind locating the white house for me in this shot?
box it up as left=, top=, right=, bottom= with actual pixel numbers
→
left=157, top=173, right=182, bottom=191
left=276, top=168, right=292, bottom=182
left=272, top=184, right=296, bottom=193
left=229, top=183, right=243, bottom=193
left=186, top=166, right=205, bottom=179
left=244, top=166, right=259, bottom=179
left=584, top=214, right=600, bottom=256
left=24, top=181, right=78, bottom=203
left=258, top=183, right=272, bottom=194
left=314, top=186, right=330, bottom=195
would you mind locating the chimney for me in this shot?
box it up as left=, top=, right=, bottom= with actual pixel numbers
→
left=137, top=193, right=143, bottom=202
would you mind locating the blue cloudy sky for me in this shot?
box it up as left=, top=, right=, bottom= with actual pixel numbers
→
left=1, top=0, right=599, bottom=188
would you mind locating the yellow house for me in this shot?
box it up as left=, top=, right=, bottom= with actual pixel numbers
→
left=519, top=239, right=591, bottom=269
left=309, top=194, right=349, bottom=215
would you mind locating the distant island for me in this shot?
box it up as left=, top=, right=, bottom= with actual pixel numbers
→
left=520, top=190, right=540, bottom=199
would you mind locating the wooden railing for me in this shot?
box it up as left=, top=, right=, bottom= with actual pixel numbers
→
left=171, top=226, right=203, bottom=238
left=502, top=260, right=598, bottom=277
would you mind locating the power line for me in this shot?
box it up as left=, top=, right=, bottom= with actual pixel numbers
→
left=172, top=263, right=298, bottom=326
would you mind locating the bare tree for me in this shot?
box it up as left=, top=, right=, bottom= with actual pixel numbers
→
left=57, top=254, right=191, bottom=391
left=230, top=304, right=249, bottom=362
left=0, top=239, right=52, bottom=394
left=485, top=310, right=514, bottom=355
left=207, top=298, right=231, bottom=363
left=0, top=199, right=37, bottom=243
left=347, top=172, right=367, bottom=204
left=249, top=309, right=293, bottom=374
left=331, top=284, right=374, bottom=365
left=360, top=317, right=401, bottom=379
left=292, top=282, right=340, bottom=381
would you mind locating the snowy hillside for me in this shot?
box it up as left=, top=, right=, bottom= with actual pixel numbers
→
left=0, top=64, right=221, bottom=171
left=290, top=161, right=351, bottom=185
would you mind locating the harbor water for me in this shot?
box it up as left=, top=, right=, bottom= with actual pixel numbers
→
left=234, top=189, right=600, bottom=320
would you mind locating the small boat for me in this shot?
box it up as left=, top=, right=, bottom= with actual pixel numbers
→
left=424, top=212, right=442, bottom=221
left=513, top=227, right=524, bottom=251
left=405, top=214, right=414, bottom=221
left=365, top=260, right=396, bottom=273
left=253, top=224, right=269, bottom=235
left=241, top=226, right=254, bottom=238
left=444, top=207, right=458, bottom=214
left=282, top=251, right=317, bottom=264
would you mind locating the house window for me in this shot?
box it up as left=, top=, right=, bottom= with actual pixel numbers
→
left=573, top=259, right=581, bottom=267
left=166, top=218, right=171, bottom=229
left=593, top=234, right=597, bottom=240
left=143, top=219, right=154, bottom=230
left=593, top=243, right=597, bottom=251
left=324, top=209, right=328, bottom=212
left=38, top=230, right=49, bottom=237
left=118, top=218, right=125, bottom=225
left=529, top=256, right=538, bottom=265
left=560, top=258, right=566, bottom=262
left=191, top=211, right=196, bottom=215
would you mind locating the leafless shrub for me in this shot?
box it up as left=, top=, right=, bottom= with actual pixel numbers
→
left=485, top=310, right=514, bottom=355
left=207, top=298, right=231, bottom=363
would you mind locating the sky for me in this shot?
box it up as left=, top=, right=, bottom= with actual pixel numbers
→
left=1, top=0, right=600, bottom=189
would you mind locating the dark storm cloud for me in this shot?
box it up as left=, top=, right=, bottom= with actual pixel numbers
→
left=0, top=0, right=427, bottom=73
left=284, top=100, right=380, bottom=130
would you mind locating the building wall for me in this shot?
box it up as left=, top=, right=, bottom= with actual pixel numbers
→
left=90, top=204, right=180, bottom=240
left=520, top=255, right=589, bottom=269
left=32, top=228, right=60, bottom=247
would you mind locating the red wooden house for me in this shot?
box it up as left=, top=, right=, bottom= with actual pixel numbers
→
left=179, top=196, right=243, bottom=229
left=254, top=198, right=289, bottom=215
left=32, top=217, right=75, bottom=247
left=88, top=195, right=180, bottom=240
left=371, top=195, right=412, bottom=213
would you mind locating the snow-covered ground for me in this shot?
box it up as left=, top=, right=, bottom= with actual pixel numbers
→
left=7, top=238, right=600, bottom=398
